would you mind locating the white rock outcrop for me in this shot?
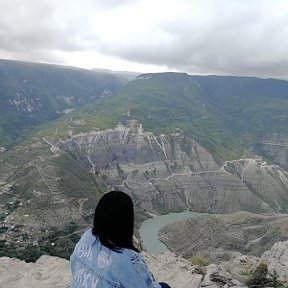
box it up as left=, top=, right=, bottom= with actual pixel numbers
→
left=0, top=255, right=71, bottom=288
left=261, top=240, right=288, bottom=283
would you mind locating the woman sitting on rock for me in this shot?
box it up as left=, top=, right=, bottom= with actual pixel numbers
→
left=70, top=190, right=171, bottom=288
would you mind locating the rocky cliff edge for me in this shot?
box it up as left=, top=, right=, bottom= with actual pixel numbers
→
left=1, top=240, right=288, bottom=288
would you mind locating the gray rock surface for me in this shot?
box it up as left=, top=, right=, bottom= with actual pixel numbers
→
left=259, top=133, right=288, bottom=170
left=1, top=241, right=288, bottom=288
left=159, top=212, right=288, bottom=259
left=0, top=252, right=247, bottom=288
left=261, top=241, right=288, bottom=283
left=144, top=252, right=203, bottom=288
left=0, top=255, right=71, bottom=288
left=200, top=264, right=247, bottom=288
left=62, top=122, right=288, bottom=215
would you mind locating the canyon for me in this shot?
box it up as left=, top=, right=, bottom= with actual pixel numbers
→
left=0, top=62, right=288, bottom=286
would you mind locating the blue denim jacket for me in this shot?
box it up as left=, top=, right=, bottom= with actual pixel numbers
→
left=70, top=228, right=161, bottom=288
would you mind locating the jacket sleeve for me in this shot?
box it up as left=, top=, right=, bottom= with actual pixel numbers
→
left=120, top=252, right=161, bottom=288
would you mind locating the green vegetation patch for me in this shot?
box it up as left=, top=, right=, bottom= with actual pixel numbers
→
left=246, top=262, right=284, bottom=288
left=191, top=253, right=209, bottom=267
left=0, top=222, right=81, bottom=262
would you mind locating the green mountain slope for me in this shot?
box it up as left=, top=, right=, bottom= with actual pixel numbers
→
left=40, top=73, right=288, bottom=160
left=193, top=75, right=288, bottom=136
left=0, top=59, right=129, bottom=148
left=40, top=73, right=238, bottom=160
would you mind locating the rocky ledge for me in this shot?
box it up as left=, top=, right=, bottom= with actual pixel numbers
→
left=0, top=241, right=287, bottom=288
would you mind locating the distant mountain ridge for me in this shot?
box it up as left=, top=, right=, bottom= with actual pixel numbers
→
left=43, top=71, right=288, bottom=161
left=0, top=59, right=129, bottom=148
left=92, top=68, right=140, bottom=81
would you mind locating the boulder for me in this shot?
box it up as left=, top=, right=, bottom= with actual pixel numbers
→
left=261, top=241, right=288, bottom=283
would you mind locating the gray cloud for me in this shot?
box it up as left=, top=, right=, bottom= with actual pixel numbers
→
left=0, top=0, right=87, bottom=52
left=96, top=0, right=288, bottom=78
left=0, top=0, right=288, bottom=79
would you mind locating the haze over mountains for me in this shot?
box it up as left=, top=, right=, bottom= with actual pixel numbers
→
left=0, top=59, right=288, bottom=263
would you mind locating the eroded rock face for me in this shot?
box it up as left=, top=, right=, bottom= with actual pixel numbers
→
left=1, top=122, right=288, bottom=262
left=159, top=212, right=288, bottom=259
left=62, top=122, right=288, bottom=215
left=259, top=134, right=288, bottom=170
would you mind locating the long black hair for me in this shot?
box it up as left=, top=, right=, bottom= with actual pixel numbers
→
left=92, top=191, right=139, bottom=253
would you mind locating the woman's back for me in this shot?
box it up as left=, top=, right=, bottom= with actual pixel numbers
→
left=70, top=191, right=171, bottom=287
left=70, top=228, right=161, bottom=287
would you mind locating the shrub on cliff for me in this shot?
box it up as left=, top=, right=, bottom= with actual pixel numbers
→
left=191, top=254, right=209, bottom=267
left=246, top=262, right=283, bottom=288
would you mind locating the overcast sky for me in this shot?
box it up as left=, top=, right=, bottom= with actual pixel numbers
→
left=0, top=0, right=288, bottom=79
